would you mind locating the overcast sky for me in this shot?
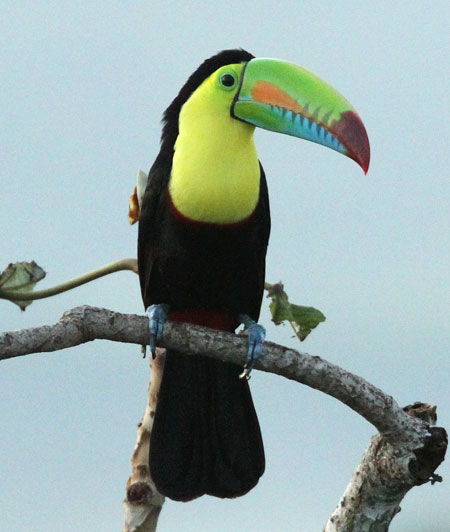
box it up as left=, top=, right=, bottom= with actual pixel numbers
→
left=1, top=2, right=449, bottom=531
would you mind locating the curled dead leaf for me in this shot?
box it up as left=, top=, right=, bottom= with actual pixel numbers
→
left=0, top=261, right=46, bottom=310
left=128, top=169, right=148, bottom=225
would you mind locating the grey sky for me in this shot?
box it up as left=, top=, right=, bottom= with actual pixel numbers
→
left=1, top=2, right=449, bottom=531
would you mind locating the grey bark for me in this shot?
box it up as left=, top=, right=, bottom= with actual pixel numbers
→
left=0, top=306, right=446, bottom=531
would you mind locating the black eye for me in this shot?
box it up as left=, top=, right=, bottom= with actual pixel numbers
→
left=220, top=73, right=236, bottom=87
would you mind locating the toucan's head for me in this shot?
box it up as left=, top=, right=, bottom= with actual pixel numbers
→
left=162, top=49, right=370, bottom=173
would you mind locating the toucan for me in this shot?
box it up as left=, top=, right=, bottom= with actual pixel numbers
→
left=138, top=49, right=369, bottom=502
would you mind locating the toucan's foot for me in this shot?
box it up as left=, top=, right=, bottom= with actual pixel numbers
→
left=146, top=304, right=170, bottom=358
left=238, top=314, right=266, bottom=380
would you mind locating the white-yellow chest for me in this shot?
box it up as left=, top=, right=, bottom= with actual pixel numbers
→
left=169, top=92, right=260, bottom=224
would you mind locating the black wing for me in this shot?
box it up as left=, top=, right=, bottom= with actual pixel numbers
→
left=137, top=152, right=171, bottom=309
left=250, top=162, right=271, bottom=320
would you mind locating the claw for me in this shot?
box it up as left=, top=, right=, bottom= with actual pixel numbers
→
left=146, top=304, right=170, bottom=358
left=238, top=314, right=266, bottom=380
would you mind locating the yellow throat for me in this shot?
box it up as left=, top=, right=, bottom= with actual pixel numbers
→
left=169, top=63, right=260, bottom=224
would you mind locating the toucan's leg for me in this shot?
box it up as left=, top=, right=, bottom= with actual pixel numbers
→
left=146, top=304, right=170, bottom=358
left=238, top=314, right=266, bottom=380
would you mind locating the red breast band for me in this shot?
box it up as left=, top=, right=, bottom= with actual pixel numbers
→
left=168, top=309, right=236, bottom=332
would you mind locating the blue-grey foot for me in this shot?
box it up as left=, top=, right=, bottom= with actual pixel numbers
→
left=146, top=304, right=170, bottom=358
left=238, top=314, right=266, bottom=380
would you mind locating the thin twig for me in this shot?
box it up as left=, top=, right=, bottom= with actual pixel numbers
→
left=0, top=258, right=137, bottom=302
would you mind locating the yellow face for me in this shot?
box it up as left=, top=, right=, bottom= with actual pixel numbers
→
left=181, top=63, right=246, bottom=119
left=169, top=63, right=260, bottom=225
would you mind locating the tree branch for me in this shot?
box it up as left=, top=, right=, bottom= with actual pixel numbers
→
left=0, top=305, right=446, bottom=531
left=0, top=305, right=433, bottom=436
left=123, top=349, right=166, bottom=532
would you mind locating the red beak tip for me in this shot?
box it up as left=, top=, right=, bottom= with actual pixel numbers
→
left=332, top=110, right=370, bottom=175
left=360, top=154, right=370, bottom=175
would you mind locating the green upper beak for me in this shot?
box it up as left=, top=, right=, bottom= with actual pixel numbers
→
left=232, top=58, right=370, bottom=173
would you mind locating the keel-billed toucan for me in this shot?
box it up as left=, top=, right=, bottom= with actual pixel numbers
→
left=138, top=49, right=369, bottom=502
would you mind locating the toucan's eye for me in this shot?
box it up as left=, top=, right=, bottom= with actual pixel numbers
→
left=219, top=73, right=236, bottom=89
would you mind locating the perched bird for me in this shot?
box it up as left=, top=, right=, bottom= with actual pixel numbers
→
left=138, top=49, right=369, bottom=502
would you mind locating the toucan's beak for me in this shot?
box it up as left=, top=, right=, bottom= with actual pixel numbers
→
left=232, top=58, right=370, bottom=173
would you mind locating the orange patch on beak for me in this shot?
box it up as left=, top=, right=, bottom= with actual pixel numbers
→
left=251, top=81, right=303, bottom=114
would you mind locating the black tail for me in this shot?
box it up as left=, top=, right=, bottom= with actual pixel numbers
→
left=149, top=351, right=265, bottom=501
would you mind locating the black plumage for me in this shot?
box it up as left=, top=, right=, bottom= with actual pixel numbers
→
left=138, top=49, right=270, bottom=501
